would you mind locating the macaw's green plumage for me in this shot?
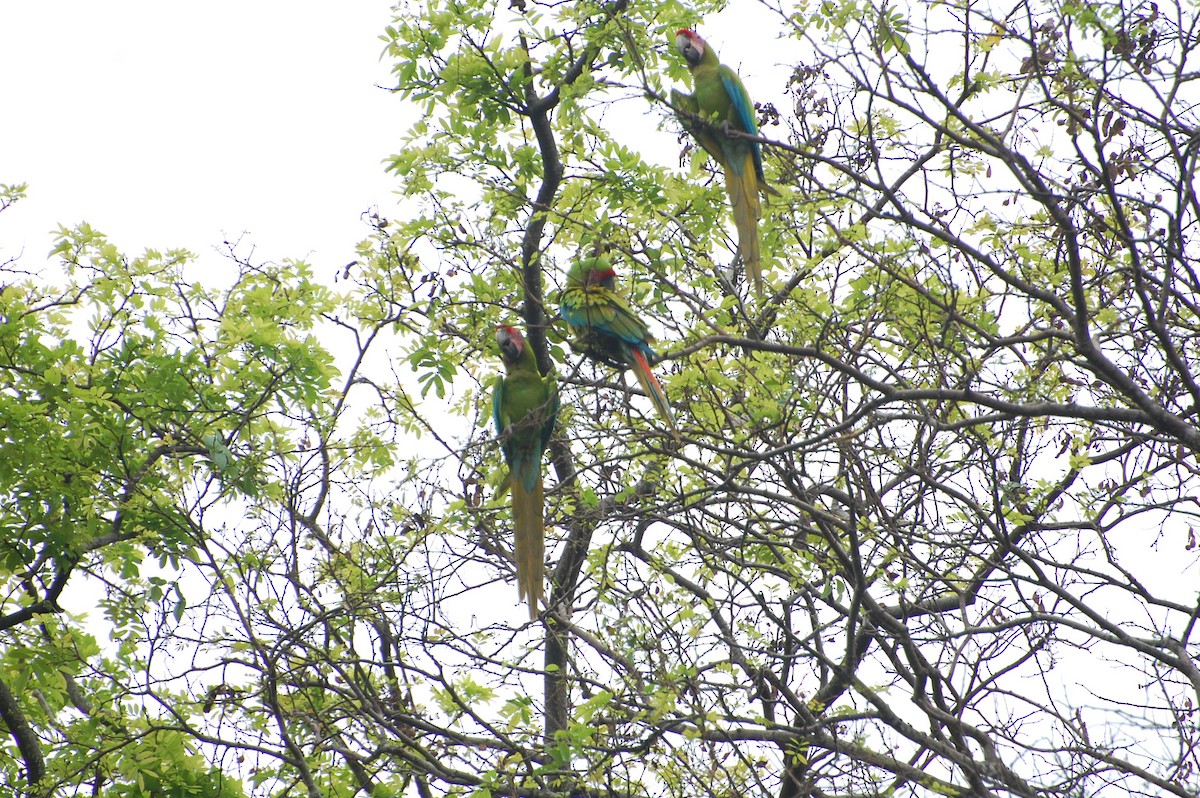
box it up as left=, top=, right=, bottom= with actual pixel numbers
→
left=673, top=28, right=774, bottom=298
left=493, top=324, right=559, bottom=618
left=669, top=88, right=725, bottom=168
left=560, top=257, right=676, bottom=433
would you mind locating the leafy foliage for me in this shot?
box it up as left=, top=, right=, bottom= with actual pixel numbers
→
left=4, top=0, right=1200, bottom=796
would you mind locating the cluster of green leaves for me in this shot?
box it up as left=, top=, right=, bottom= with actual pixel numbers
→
left=0, top=222, right=341, bottom=795
left=5, top=0, right=1200, bottom=796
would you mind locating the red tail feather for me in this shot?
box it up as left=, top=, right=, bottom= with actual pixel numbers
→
left=628, top=348, right=677, bottom=433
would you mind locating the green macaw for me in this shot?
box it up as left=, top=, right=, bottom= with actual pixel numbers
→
left=493, top=324, right=559, bottom=618
left=672, top=28, right=774, bottom=298
left=559, top=256, right=676, bottom=433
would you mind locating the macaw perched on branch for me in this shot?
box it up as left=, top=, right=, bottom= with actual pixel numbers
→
left=672, top=28, right=774, bottom=298
left=560, top=256, right=677, bottom=433
left=493, top=324, right=559, bottom=618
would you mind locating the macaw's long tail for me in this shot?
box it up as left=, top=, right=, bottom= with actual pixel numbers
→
left=627, top=346, right=678, bottom=434
left=511, top=475, right=545, bottom=619
left=723, top=154, right=763, bottom=299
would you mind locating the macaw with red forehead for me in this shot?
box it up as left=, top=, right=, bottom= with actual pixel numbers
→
left=560, top=256, right=676, bottom=433
left=671, top=28, right=772, bottom=298
left=493, top=324, right=559, bottom=618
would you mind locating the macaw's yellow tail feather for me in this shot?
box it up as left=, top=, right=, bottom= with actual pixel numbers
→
left=511, top=476, right=545, bottom=619
left=724, top=155, right=763, bottom=298
left=629, top=348, right=678, bottom=436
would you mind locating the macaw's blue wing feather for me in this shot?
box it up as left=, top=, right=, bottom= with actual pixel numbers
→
left=492, top=376, right=505, bottom=437
left=720, top=66, right=758, bottom=136
left=539, top=380, right=559, bottom=460
left=719, top=65, right=766, bottom=185
left=562, top=287, right=653, bottom=349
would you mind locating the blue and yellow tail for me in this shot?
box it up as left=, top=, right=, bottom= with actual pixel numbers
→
left=510, top=474, right=544, bottom=619
left=723, top=151, right=763, bottom=298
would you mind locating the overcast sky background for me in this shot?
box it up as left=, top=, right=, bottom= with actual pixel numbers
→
left=0, top=2, right=414, bottom=274
left=0, top=3, right=794, bottom=280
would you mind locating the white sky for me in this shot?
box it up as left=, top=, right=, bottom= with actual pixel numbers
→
left=0, top=2, right=414, bottom=272
left=0, top=2, right=796, bottom=276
